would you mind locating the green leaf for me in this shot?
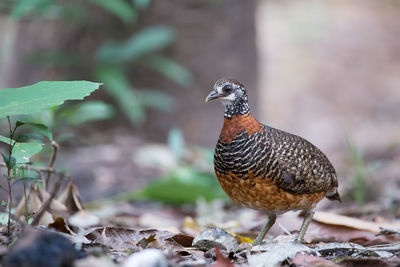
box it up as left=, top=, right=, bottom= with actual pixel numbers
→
left=132, top=0, right=151, bottom=10
left=15, top=121, right=53, bottom=141
left=126, top=167, right=227, bottom=204
left=11, top=142, right=43, bottom=165
left=0, top=81, right=102, bottom=119
left=95, top=67, right=144, bottom=124
left=1, top=201, right=6, bottom=206
left=142, top=55, right=194, bottom=87
left=88, top=0, right=137, bottom=23
left=10, top=0, right=52, bottom=20
left=96, top=26, right=175, bottom=63
left=57, top=101, right=116, bottom=125
left=16, top=134, right=44, bottom=143
left=0, top=137, right=42, bottom=167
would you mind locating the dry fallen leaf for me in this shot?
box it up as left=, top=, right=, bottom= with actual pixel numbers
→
left=313, top=211, right=400, bottom=234
left=48, top=217, right=74, bottom=235
left=57, top=182, right=84, bottom=213
left=15, top=186, right=67, bottom=226
left=292, top=254, right=340, bottom=267
left=211, top=246, right=234, bottom=267
left=84, top=227, right=190, bottom=252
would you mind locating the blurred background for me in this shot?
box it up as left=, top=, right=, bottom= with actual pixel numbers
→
left=0, top=0, right=399, bottom=214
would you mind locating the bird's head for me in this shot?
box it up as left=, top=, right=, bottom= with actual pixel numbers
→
left=205, top=78, right=250, bottom=119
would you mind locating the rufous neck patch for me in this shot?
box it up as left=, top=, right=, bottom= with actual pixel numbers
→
left=219, top=113, right=264, bottom=143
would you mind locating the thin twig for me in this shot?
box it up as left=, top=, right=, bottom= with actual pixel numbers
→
left=45, top=140, right=59, bottom=190
left=6, top=116, right=16, bottom=235
left=32, top=173, right=65, bottom=226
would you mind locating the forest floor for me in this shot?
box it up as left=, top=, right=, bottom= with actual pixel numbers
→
left=1, top=129, right=399, bottom=267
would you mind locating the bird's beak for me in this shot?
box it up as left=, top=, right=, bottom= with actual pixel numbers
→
left=205, top=90, right=220, bottom=103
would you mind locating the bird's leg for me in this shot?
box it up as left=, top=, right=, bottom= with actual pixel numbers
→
left=252, top=214, right=277, bottom=246
left=295, top=210, right=315, bottom=243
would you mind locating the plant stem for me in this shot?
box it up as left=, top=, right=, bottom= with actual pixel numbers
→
left=45, top=141, right=59, bottom=190
left=6, top=116, right=14, bottom=235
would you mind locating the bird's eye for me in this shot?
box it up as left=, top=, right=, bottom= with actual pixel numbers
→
left=222, top=84, right=233, bottom=94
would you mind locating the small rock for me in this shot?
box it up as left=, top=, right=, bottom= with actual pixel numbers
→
left=192, top=228, right=238, bottom=251
left=123, top=249, right=168, bottom=267
left=3, top=228, right=81, bottom=267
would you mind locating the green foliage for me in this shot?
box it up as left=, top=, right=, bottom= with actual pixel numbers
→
left=0, top=131, right=43, bottom=167
left=127, top=167, right=226, bottom=204
left=0, top=80, right=102, bottom=230
left=0, top=81, right=102, bottom=166
left=88, top=0, right=138, bottom=23
left=0, top=81, right=102, bottom=119
left=96, top=26, right=175, bottom=63
left=16, top=121, right=53, bottom=141
left=141, top=55, right=194, bottom=87
left=3, top=0, right=194, bottom=125
left=11, top=142, right=44, bottom=165
left=95, top=67, right=145, bottom=124
left=9, top=0, right=52, bottom=20
left=132, top=0, right=152, bottom=10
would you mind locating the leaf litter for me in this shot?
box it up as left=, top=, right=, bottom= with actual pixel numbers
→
left=1, top=180, right=400, bottom=266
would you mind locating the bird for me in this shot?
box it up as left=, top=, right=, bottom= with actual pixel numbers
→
left=205, top=78, right=341, bottom=245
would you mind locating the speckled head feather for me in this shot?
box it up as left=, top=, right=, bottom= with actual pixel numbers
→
left=208, top=78, right=250, bottom=119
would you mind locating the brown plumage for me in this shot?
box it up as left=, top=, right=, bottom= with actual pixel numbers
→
left=206, top=78, right=340, bottom=245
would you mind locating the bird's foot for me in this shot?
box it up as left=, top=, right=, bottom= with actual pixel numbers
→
left=251, top=238, right=265, bottom=246
left=294, top=238, right=303, bottom=244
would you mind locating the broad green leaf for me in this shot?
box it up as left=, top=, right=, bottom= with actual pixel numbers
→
left=0, top=136, right=44, bottom=165
left=95, top=67, right=144, bottom=124
left=11, top=142, right=43, bottom=165
left=127, top=167, right=226, bottom=204
left=142, top=55, right=194, bottom=87
left=0, top=81, right=102, bottom=119
left=57, top=101, right=115, bottom=125
left=96, top=26, right=175, bottom=63
left=88, top=0, right=137, bottom=23
left=137, top=90, right=174, bottom=111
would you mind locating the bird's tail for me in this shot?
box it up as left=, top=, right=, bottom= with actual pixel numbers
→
left=326, top=188, right=342, bottom=202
